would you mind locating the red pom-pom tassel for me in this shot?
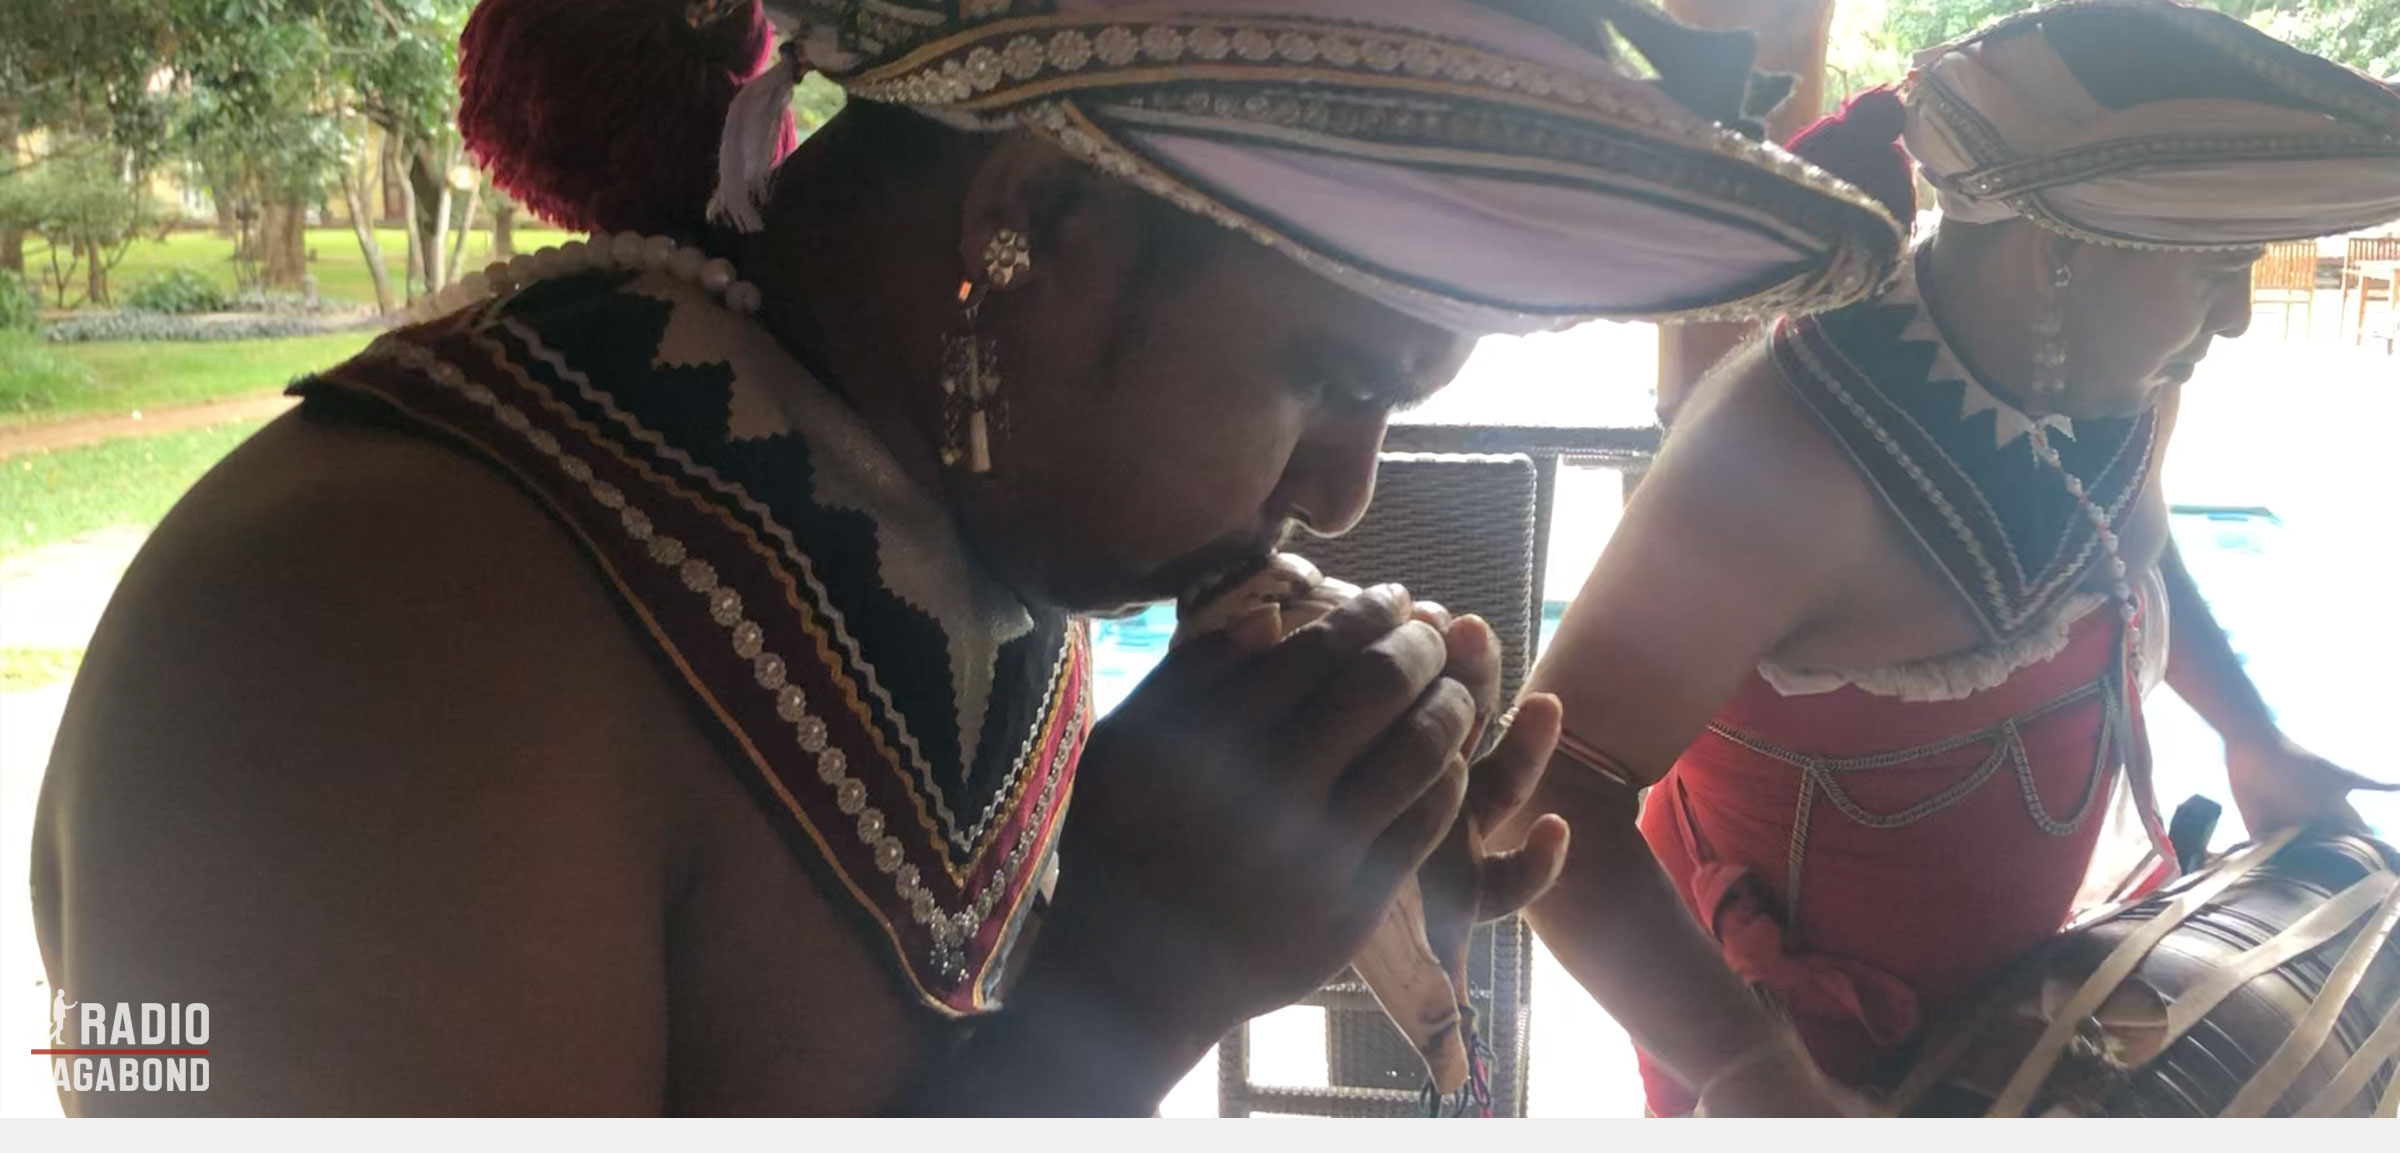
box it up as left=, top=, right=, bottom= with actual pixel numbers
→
left=458, top=0, right=785, bottom=236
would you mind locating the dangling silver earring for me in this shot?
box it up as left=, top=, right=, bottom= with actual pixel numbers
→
left=940, top=229, right=1030, bottom=474
left=2030, top=237, right=2076, bottom=397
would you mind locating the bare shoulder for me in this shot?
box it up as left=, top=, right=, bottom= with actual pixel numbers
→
left=1648, top=337, right=1993, bottom=667
left=1637, top=339, right=1889, bottom=584
left=1530, top=340, right=1893, bottom=772
left=33, top=406, right=718, bottom=1112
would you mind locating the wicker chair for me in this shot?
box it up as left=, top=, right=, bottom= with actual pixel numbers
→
left=2341, top=236, right=2400, bottom=344
left=1210, top=423, right=1663, bottom=1119
left=1216, top=451, right=1543, bottom=1118
left=2250, top=240, right=2318, bottom=338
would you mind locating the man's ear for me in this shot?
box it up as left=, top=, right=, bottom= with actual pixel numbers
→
left=956, top=133, right=1095, bottom=282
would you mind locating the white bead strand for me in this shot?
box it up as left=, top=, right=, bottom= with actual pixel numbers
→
left=398, top=232, right=761, bottom=325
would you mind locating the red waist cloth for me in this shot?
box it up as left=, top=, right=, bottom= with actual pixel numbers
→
left=1635, top=610, right=2131, bottom=1115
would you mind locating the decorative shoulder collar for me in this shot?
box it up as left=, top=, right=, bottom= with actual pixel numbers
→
left=1769, top=248, right=2158, bottom=644
left=299, top=269, right=1086, bottom=1015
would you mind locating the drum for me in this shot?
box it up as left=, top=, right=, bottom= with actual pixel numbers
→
left=1888, top=828, right=2400, bottom=1117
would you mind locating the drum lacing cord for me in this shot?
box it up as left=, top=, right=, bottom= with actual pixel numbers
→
left=1705, top=672, right=2119, bottom=935
left=1877, top=827, right=2305, bottom=1116
left=1987, top=827, right=2307, bottom=1117
left=2226, top=872, right=2400, bottom=1117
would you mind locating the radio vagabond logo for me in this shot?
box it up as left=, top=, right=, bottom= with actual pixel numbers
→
left=36, top=990, right=211, bottom=1094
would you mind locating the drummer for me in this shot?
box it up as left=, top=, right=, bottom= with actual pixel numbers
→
left=1509, top=0, right=2400, bottom=1117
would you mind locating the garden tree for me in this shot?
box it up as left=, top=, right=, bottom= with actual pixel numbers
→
left=1, top=1, right=477, bottom=309
left=0, top=0, right=177, bottom=278
left=334, top=0, right=480, bottom=301
left=333, top=123, right=398, bottom=311
left=166, top=1, right=475, bottom=306
left=170, top=8, right=346, bottom=294
left=18, top=150, right=157, bottom=307
left=0, top=174, right=33, bottom=275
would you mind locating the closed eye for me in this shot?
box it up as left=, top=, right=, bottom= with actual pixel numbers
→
left=1308, top=375, right=1431, bottom=415
left=1287, top=335, right=1440, bottom=415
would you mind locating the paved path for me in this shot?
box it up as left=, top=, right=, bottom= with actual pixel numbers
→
left=0, top=530, right=146, bottom=1117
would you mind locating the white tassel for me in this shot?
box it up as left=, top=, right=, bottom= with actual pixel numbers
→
left=709, top=43, right=802, bottom=233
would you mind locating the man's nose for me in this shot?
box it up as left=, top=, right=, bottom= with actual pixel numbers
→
left=1276, top=417, right=1386, bottom=538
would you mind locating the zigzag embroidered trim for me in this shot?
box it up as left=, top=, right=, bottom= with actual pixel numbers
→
left=366, top=333, right=1070, bottom=988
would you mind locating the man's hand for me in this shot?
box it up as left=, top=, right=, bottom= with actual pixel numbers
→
left=1408, top=609, right=1570, bottom=989
left=1032, top=584, right=1475, bottom=1071
left=2226, top=733, right=2397, bottom=838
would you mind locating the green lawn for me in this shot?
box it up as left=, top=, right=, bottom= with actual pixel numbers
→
left=0, top=332, right=96, bottom=421
left=1, top=647, right=84, bottom=693
left=0, top=329, right=375, bottom=426
left=27, top=225, right=580, bottom=309
left=1, top=418, right=267, bottom=559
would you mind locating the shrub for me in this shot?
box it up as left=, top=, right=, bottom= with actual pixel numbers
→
left=124, top=266, right=230, bottom=315
left=39, top=310, right=383, bottom=343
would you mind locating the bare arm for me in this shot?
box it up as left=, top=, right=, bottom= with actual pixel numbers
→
left=1506, top=366, right=1889, bottom=1111
left=2160, top=541, right=2276, bottom=744
left=2159, top=537, right=2395, bottom=834
left=2159, top=541, right=2277, bottom=745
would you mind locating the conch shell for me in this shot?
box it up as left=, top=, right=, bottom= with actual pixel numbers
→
left=1176, top=554, right=1472, bottom=1092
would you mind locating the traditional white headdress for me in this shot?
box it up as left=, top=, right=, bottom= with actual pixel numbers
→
left=1904, top=0, right=2400, bottom=249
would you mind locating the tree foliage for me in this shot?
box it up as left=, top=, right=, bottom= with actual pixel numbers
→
left=1, top=0, right=477, bottom=305
left=16, top=151, right=160, bottom=306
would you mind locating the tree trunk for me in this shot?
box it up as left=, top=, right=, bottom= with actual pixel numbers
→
left=491, top=200, right=517, bottom=260
left=45, top=237, right=78, bottom=307
left=1, top=223, right=22, bottom=274
left=83, top=238, right=106, bottom=306
left=260, top=197, right=310, bottom=289
left=406, top=142, right=449, bottom=293
left=1653, top=0, right=1838, bottom=424
left=445, top=174, right=481, bottom=286
left=340, top=162, right=397, bottom=314
left=380, top=135, right=407, bottom=224
left=230, top=197, right=259, bottom=263
left=429, top=181, right=453, bottom=294
left=396, top=147, right=422, bottom=301
left=208, top=169, right=238, bottom=236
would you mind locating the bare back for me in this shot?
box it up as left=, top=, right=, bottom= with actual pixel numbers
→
left=31, top=407, right=935, bottom=1114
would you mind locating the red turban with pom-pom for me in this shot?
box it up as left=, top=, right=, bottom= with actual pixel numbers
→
left=458, top=0, right=790, bottom=236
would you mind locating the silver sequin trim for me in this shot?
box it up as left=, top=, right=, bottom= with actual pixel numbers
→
left=368, top=338, right=1077, bottom=989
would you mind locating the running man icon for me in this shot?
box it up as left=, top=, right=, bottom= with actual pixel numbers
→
left=49, top=990, right=75, bottom=1046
